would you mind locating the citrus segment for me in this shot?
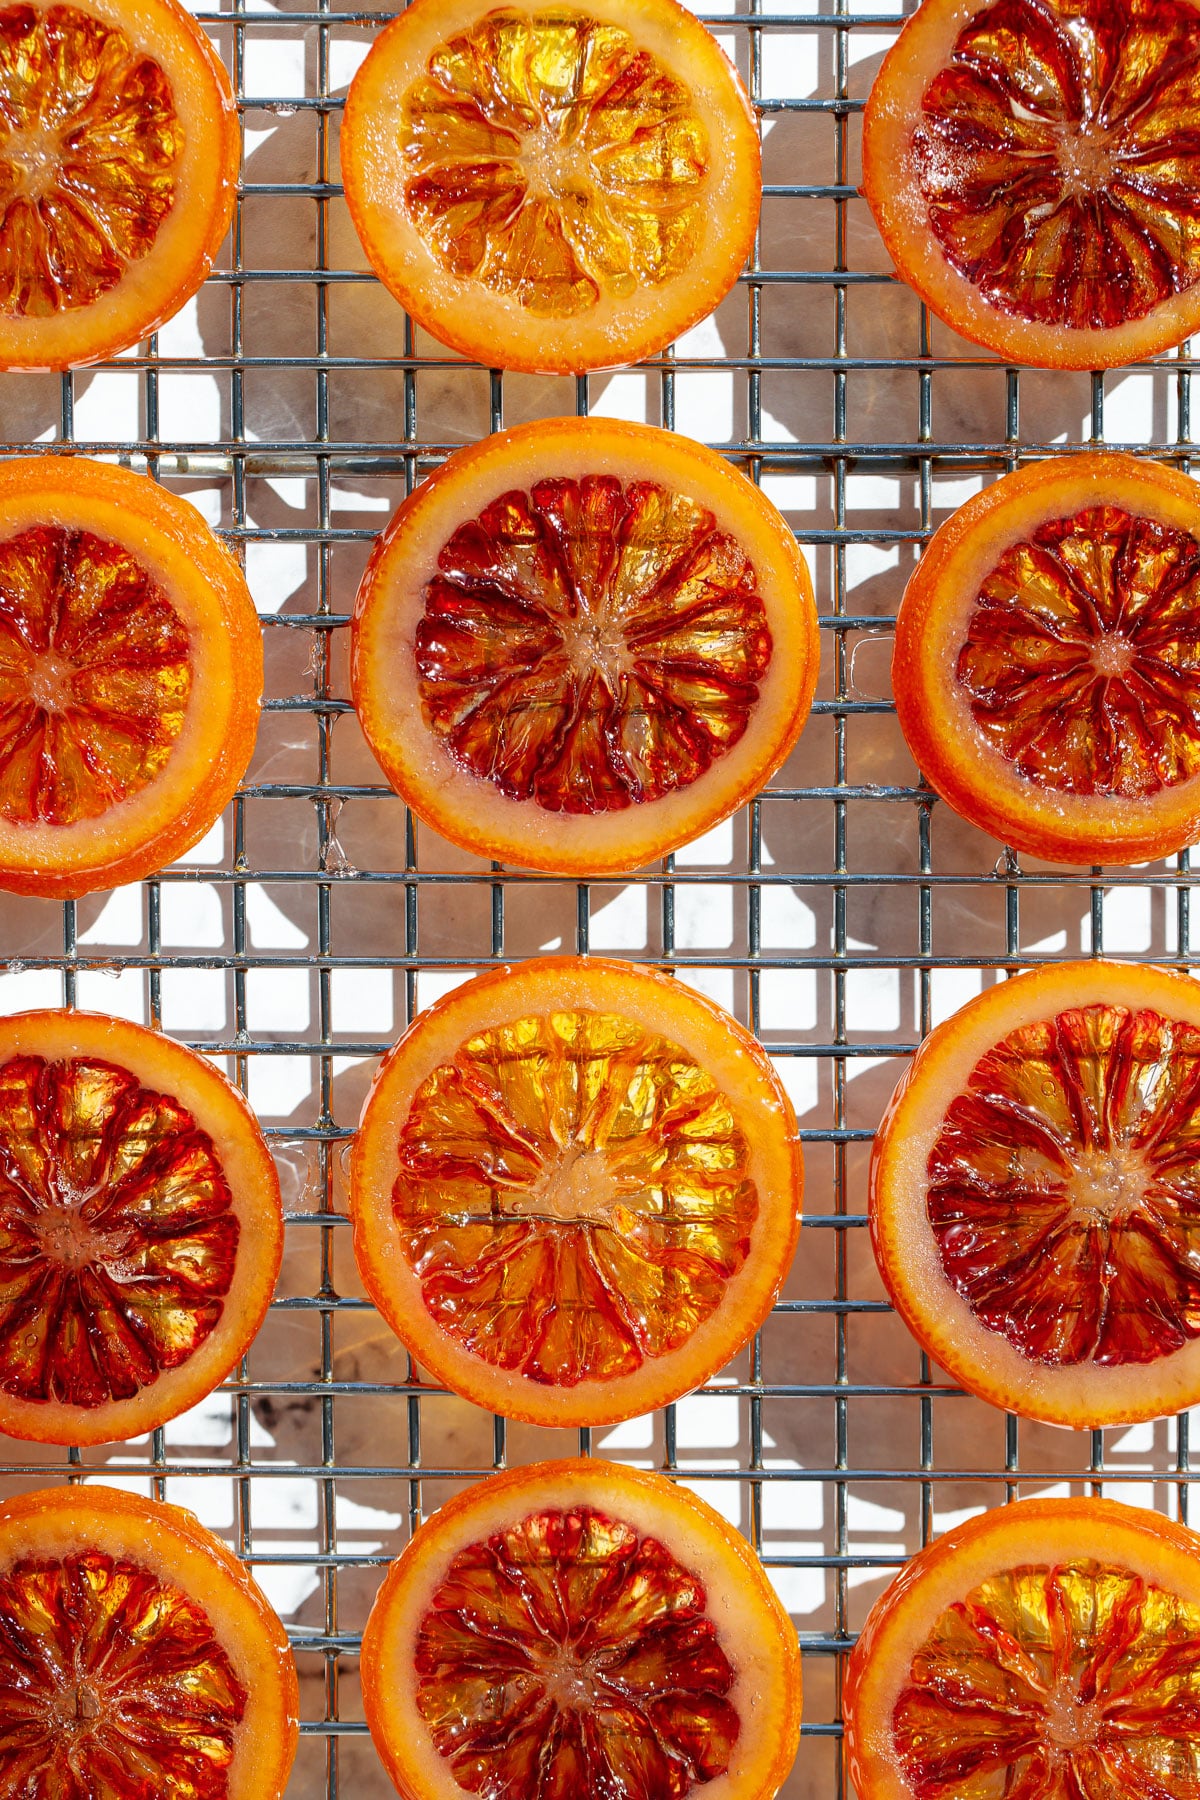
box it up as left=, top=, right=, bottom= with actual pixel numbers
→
left=845, top=1498, right=1200, bottom=1800
left=0, top=458, right=262, bottom=898
left=361, top=1458, right=801, bottom=1800
left=0, top=0, right=237, bottom=369
left=862, top=0, right=1200, bottom=368
left=870, top=959, right=1200, bottom=1427
left=339, top=0, right=761, bottom=373
left=892, top=453, right=1200, bottom=865
left=0, top=1483, right=298, bottom=1800
left=351, top=957, right=801, bottom=1426
left=0, top=1009, right=281, bottom=1445
left=351, top=418, right=818, bottom=874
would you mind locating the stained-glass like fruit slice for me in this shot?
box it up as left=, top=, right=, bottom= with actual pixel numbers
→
left=0, top=0, right=238, bottom=370
left=0, top=456, right=261, bottom=897
left=862, top=0, right=1200, bottom=369
left=845, top=1496, right=1200, bottom=1800
left=892, top=452, right=1200, bottom=867
left=350, top=417, right=817, bottom=875
left=361, top=1458, right=801, bottom=1800
left=869, top=958, right=1200, bottom=1428
left=0, top=1483, right=297, bottom=1798
left=339, top=0, right=760, bottom=373
left=350, top=956, right=801, bottom=1426
left=0, top=1008, right=282, bottom=1445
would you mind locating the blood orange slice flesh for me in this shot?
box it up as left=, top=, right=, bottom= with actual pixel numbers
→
left=870, top=958, right=1200, bottom=1429
left=893, top=452, right=1200, bottom=867
left=350, top=417, right=818, bottom=875
left=0, top=1482, right=297, bottom=1798
left=0, top=0, right=238, bottom=370
left=339, top=0, right=761, bottom=375
left=863, top=0, right=1200, bottom=369
left=350, top=956, right=801, bottom=1427
left=0, top=1008, right=282, bottom=1445
left=0, top=456, right=261, bottom=897
left=361, top=1457, right=800, bottom=1800
left=845, top=1496, right=1200, bottom=1800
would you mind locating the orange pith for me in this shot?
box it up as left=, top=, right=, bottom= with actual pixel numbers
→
left=0, top=1052, right=237, bottom=1408
left=416, top=475, right=771, bottom=816
left=400, top=9, right=708, bottom=321
left=339, top=0, right=761, bottom=375
left=845, top=1499, right=1200, bottom=1800
left=0, top=4, right=180, bottom=318
left=0, top=526, right=190, bottom=825
left=892, top=453, right=1200, bottom=866
left=0, top=1548, right=247, bottom=1797
left=870, top=960, right=1200, bottom=1427
left=392, top=1007, right=756, bottom=1387
left=360, top=1458, right=802, bottom=1800
left=0, top=1484, right=299, bottom=1800
left=351, top=417, right=818, bottom=875
left=415, top=1504, right=739, bottom=1797
left=351, top=957, right=802, bottom=1427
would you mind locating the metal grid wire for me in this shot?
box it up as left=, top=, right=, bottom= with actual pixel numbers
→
left=1, top=1, right=1199, bottom=1796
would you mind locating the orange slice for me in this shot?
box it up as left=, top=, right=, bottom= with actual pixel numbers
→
left=350, top=417, right=818, bottom=875
left=350, top=956, right=801, bottom=1427
left=845, top=1496, right=1200, bottom=1800
left=0, top=0, right=238, bottom=370
left=339, top=0, right=760, bottom=374
left=0, top=1008, right=282, bottom=1446
left=361, top=1457, right=801, bottom=1800
left=893, top=452, right=1200, bottom=867
left=869, top=958, right=1200, bottom=1429
left=0, top=456, right=262, bottom=897
left=0, top=1482, right=297, bottom=1797
left=863, top=0, right=1200, bottom=369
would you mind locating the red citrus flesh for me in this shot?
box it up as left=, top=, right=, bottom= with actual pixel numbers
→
left=0, top=1546, right=247, bottom=1796
left=0, top=1052, right=238, bottom=1409
left=0, top=4, right=181, bottom=319
left=959, top=503, right=1200, bottom=798
left=401, top=10, right=708, bottom=321
left=893, top=1555, right=1200, bottom=1798
left=0, top=526, right=191, bottom=825
left=415, top=1504, right=740, bottom=1797
left=392, top=1006, right=758, bottom=1387
left=913, top=0, right=1200, bottom=336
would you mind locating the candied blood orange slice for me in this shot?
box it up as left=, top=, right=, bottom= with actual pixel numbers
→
left=845, top=1496, right=1200, bottom=1800
left=0, top=456, right=261, bottom=897
left=0, top=1008, right=282, bottom=1445
left=339, top=0, right=760, bottom=374
left=361, top=1457, right=800, bottom=1800
left=350, top=956, right=801, bottom=1427
left=892, top=452, right=1200, bottom=867
left=350, top=417, right=818, bottom=875
left=0, top=1482, right=297, bottom=1798
left=868, top=958, right=1200, bottom=1428
left=0, top=0, right=238, bottom=370
left=863, top=0, right=1200, bottom=369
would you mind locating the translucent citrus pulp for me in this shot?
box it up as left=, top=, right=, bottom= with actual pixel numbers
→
left=339, top=0, right=761, bottom=373
left=862, top=0, right=1200, bottom=368
left=360, top=1458, right=801, bottom=1800
left=0, top=457, right=261, bottom=896
left=0, top=0, right=237, bottom=369
left=0, top=1483, right=297, bottom=1798
left=893, top=453, right=1200, bottom=866
left=870, top=959, right=1200, bottom=1427
left=350, top=418, right=818, bottom=875
left=350, top=957, right=801, bottom=1426
left=845, top=1497, right=1200, bottom=1800
left=0, top=1009, right=282, bottom=1445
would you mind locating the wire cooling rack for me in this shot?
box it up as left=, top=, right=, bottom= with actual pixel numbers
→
left=1, top=1, right=1199, bottom=1796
